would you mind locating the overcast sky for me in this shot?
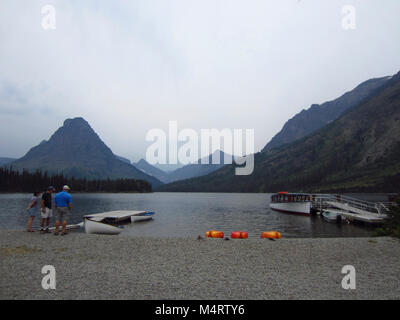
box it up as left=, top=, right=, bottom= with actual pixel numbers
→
left=1, top=0, right=399, bottom=162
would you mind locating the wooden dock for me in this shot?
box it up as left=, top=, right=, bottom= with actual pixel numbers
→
left=84, top=210, right=147, bottom=222
left=312, top=194, right=390, bottom=224
left=325, top=209, right=385, bottom=224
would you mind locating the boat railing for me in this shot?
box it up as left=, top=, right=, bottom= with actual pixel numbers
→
left=312, top=194, right=390, bottom=215
left=376, top=202, right=398, bottom=215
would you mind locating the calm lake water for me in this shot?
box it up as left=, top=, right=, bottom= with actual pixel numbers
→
left=0, top=192, right=385, bottom=238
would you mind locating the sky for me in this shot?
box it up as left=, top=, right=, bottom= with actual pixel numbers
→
left=0, top=0, right=399, bottom=163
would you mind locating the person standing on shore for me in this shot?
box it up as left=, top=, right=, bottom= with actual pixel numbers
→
left=26, top=191, right=41, bottom=232
left=40, top=186, right=55, bottom=234
left=54, top=185, right=72, bottom=236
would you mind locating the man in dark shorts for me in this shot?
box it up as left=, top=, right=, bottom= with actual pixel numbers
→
left=54, top=185, right=72, bottom=236
left=40, top=186, right=55, bottom=233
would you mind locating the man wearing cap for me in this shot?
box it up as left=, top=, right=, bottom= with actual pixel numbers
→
left=40, top=186, right=55, bottom=233
left=54, top=185, right=72, bottom=236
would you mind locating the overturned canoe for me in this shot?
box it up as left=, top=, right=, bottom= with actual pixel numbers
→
left=47, top=222, right=84, bottom=232
left=84, top=218, right=122, bottom=235
left=131, top=211, right=156, bottom=222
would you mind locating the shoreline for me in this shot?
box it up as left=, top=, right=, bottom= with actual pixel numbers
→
left=0, top=191, right=153, bottom=194
left=1, top=230, right=399, bottom=300
left=0, top=227, right=378, bottom=239
left=0, top=191, right=396, bottom=194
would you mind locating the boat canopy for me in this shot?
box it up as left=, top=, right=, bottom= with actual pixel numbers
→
left=271, top=193, right=311, bottom=203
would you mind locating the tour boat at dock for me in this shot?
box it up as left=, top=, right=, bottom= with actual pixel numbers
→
left=269, top=192, right=311, bottom=216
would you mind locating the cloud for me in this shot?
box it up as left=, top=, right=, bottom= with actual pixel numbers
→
left=0, top=0, right=399, bottom=161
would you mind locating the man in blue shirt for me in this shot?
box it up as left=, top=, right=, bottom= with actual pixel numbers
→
left=54, top=185, right=72, bottom=236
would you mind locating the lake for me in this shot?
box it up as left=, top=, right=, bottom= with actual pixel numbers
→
left=0, top=192, right=384, bottom=238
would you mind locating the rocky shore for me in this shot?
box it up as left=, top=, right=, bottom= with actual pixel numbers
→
left=1, top=230, right=399, bottom=299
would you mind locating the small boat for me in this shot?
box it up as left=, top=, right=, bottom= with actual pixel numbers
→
left=270, top=192, right=311, bottom=216
left=47, top=222, right=84, bottom=231
left=130, top=211, right=155, bottom=222
left=84, top=210, right=151, bottom=224
left=82, top=210, right=155, bottom=235
left=322, top=210, right=342, bottom=223
left=84, top=218, right=122, bottom=235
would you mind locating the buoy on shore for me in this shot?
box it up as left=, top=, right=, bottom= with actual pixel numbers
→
left=260, top=231, right=282, bottom=239
left=205, top=230, right=224, bottom=238
left=231, top=231, right=248, bottom=239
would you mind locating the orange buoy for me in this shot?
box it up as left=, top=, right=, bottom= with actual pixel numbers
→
left=260, top=231, right=282, bottom=239
left=205, top=230, right=224, bottom=238
left=231, top=231, right=248, bottom=239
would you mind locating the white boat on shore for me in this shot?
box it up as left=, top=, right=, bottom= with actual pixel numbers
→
left=83, top=210, right=155, bottom=235
left=84, top=218, right=122, bottom=235
left=270, top=192, right=311, bottom=216
left=47, top=222, right=84, bottom=232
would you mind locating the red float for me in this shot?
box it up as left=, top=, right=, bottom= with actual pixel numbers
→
left=205, top=230, right=224, bottom=238
left=231, top=231, right=248, bottom=239
left=260, top=231, right=282, bottom=239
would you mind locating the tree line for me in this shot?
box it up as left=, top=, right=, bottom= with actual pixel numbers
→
left=0, top=167, right=152, bottom=193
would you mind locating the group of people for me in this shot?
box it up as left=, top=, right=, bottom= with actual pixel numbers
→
left=26, top=185, right=72, bottom=235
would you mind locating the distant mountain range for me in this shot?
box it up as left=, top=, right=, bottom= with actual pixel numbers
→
left=6, top=117, right=162, bottom=187
left=153, top=163, right=185, bottom=172
left=114, top=155, right=131, bottom=165
left=263, top=76, right=391, bottom=151
left=134, top=159, right=172, bottom=183
left=159, top=71, right=400, bottom=193
left=3, top=71, right=399, bottom=193
left=2, top=118, right=228, bottom=187
left=134, top=150, right=230, bottom=184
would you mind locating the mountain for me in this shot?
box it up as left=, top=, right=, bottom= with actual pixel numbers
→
left=136, top=150, right=230, bottom=184
left=0, top=157, right=16, bottom=166
left=114, top=155, right=131, bottom=164
left=159, top=71, right=400, bottom=193
left=134, top=159, right=172, bottom=183
left=153, top=163, right=185, bottom=172
left=263, top=76, right=391, bottom=151
left=165, top=150, right=229, bottom=183
left=9, top=117, right=162, bottom=187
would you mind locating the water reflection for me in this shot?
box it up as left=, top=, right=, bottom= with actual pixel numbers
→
left=0, top=192, right=376, bottom=238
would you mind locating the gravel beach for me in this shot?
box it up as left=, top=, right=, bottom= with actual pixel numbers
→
left=1, top=230, right=399, bottom=300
